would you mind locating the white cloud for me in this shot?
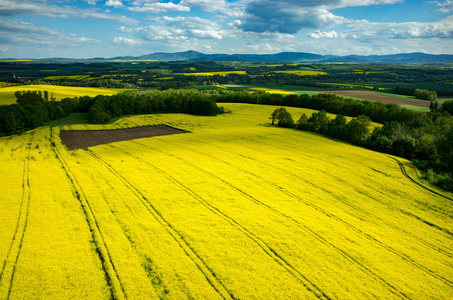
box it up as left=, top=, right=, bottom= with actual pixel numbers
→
left=179, top=0, right=247, bottom=18
left=307, top=30, right=347, bottom=39
left=128, top=2, right=190, bottom=13
left=306, top=15, right=453, bottom=41
left=0, top=45, right=9, bottom=52
left=141, top=16, right=225, bottom=39
left=336, top=0, right=403, bottom=8
left=105, top=0, right=123, bottom=8
left=241, top=0, right=348, bottom=33
left=432, top=0, right=453, bottom=13
left=350, top=16, right=453, bottom=39
left=239, top=0, right=408, bottom=34
left=0, top=19, right=99, bottom=47
left=0, top=0, right=139, bottom=25
left=113, top=37, right=141, bottom=45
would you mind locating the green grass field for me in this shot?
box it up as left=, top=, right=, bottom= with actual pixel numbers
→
left=0, top=103, right=451, bottom=299
left=0, top=84, right=133, bottom=105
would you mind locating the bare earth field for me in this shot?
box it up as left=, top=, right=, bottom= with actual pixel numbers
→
left=60, top=125, right=186, bottom=150
left=310, top=89, right=431, bottom=107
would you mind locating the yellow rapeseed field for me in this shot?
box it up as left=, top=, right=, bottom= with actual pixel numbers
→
left=272, top=70, right=328, bottom=76
left=44, top=75, right=91, bottom=80
left=176, top=71, right=247, bottom=76
left=249, top=87, right=298, bottom=94
left=0, top=103, right=452, bottom=299
left=0, top=84, right=133, bottom=105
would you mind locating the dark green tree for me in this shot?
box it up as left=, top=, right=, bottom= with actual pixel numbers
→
left=347, top=115, right=372, bottom=143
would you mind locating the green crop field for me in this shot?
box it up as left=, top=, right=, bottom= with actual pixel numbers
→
left=0, top=103, right=452, bottom=299
left=0, top=85, right=134, bottom=105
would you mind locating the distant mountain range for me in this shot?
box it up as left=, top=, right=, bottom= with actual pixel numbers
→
left=30, top=50, right=453, bottom=64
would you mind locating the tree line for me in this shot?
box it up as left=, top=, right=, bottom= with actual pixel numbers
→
left=266, top=99, right=453, bottom=191
left=1, top=87, right=452, bottom=190
left=193, top=88, right=452, bottom=191
left=87, top=89, right=222, bottom=124
left=394, top=86, right=438, bottom=101
left=0, top=89, right=222, bottom=136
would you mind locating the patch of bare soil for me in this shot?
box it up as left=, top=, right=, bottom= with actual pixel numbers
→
left=60, top=125, right=186, bottom=150
left=309, top=90, right=431, bottom=107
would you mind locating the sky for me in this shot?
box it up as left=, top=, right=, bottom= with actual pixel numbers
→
left=0, top=0, right=453, bottom=59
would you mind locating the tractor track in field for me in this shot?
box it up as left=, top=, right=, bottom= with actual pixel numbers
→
left=0, top=133, right=34, bottom=299
left=86, top=148, right=235, bottom=300
left=113, top=143, right=332, bottom=300
left=50, top=127, right=126, bottom=300
left=170, top=138, right=453, bottom=259
left=391, top=157, right=453, bottom=203
left=227, top=140, right=453, bottom=286
left=0, top=136, right=12, bottom=154
left=227, top=133, right=453, bottom=249
left=132, top=140, right=413, bottom=299
left=148, top=136, right=453, bottom=288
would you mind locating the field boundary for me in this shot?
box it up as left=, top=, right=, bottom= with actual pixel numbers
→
left=308, top=89, right=431, bottom=107
left=50, top=127, right=125, bottom=300
left=60, top=125, right=187, bottom=150
left=390, top=157, right=453, bottom=203
left=0, top=133, right=34, bottom=299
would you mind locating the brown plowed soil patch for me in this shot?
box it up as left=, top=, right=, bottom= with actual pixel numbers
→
left=309, top=90, right=431, bottom=107
left=60, top=125, right=186, bottom=150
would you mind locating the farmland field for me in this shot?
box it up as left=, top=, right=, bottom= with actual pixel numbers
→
left=175, top=71, right=247, bottom=76
left=0, top=85, right=133, bottom=105
left=0, top=103, right=452, bottom=299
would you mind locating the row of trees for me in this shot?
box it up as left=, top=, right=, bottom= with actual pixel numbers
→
left=394, top=86, right=438, bottom=101
left=267, top=96, right=453, bottom=191
left=0, top=89, right=222, bottom=135
left=0, top=97, right=78, bottom=135
left=272, top=108, right=373, bottom=144
left=271, top=106, right=453, bottom=190
left=88, top=90, right=222, bottom=124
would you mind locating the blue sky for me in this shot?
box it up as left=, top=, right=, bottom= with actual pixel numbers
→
left=0, top=0, right=452, bottom=58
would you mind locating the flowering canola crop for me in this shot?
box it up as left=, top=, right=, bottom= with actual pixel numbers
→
left=0, top=103, right=452, bottom=299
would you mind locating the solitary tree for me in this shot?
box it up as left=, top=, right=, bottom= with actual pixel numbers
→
left=270, top=107, right=294, bottom=128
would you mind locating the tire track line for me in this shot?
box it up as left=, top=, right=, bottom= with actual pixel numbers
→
left=0, top=133, right=34, bottom=299
left=200, top=139, right=452, bottom=255
left=86, top=149, right=235, bottom=300
left=111, top=144, right=331, bottom=300
left=182, top=142, right=452, bottom=258
left=227, top=146, right=453, bottom=287
left=0, top=136, right=12, bottom=154
left=49, top=127, right=126, bottom=300
left=390, top=157, right=453, bottom=202
left=133, top=141, right=410, bottom=299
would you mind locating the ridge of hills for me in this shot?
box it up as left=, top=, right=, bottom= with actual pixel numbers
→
left=5, top=50, right=453, bottom=64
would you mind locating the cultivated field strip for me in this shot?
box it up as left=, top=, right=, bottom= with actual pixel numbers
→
left=0, top=136, right=12, bottom=154
left=88, top=144, right=323, bottom=299
left=85, top=149, right=235, bottom=300
left=98, top=142, right=374, bottom=298
left=173, top=131, right=453, bottom=279
left=125, top=136, right=450, bottom=298
left=50, top=127, right=133, bottom=300
left=1, top=103, right=452, bottom=299
left=129, top=139, right=412, bottom=298
left=0, top=133, right=34, bottom=299
left=107, top=108, right=451, bottom=298
left=180, top=136, right=452, bottom=284
left=57, top=141, right=238, bottom=298
left=85, top=144, right=322, bottom=297
left=191, top=134, right=453, bottom=257
left=1, top=128, right=110, bottom=299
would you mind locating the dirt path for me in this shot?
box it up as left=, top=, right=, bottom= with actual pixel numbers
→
left=309, top=90, right=431, bottom=107
left=60, top=125, right=186, bottom=150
